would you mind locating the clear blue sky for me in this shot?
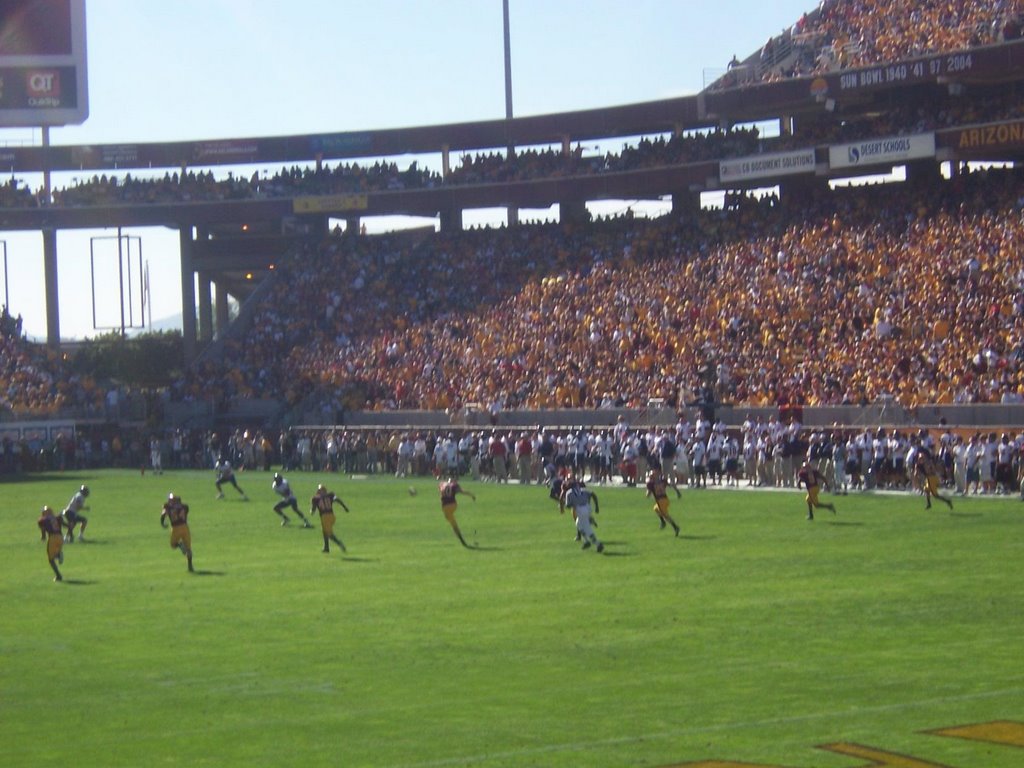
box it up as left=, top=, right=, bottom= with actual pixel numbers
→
left=1, top=0, right=814, bottom=340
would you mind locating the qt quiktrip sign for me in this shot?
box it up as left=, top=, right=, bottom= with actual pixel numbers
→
left=0, top=0, right=88, bottom=126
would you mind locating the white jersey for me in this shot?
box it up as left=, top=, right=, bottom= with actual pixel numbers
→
left=565, top=485, right=594, bottom=515
left=273, top=477, right=295, bottom=501
left=725, top=438, right=740, bottom=462
left=706, top=433, right=724, bottom=460
left=621, top=440, right=638, bottom=463
left=953, top=443, right=968, bottom=470
left=690, top=440, right=707, bottom=467
left=997, top=441, right=1014, bottom=465
left=65, top=491, right=88, bottom=515
left=872, top=438, right=887, bottom=461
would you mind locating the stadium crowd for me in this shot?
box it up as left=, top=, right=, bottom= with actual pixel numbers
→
left=1, top=307, right=101, bottom=418
left=163, top=165, right=1024, bottom=418
left=799, top=0, right=1021, bottom=72
left=0, top=0, right=1017, bottom=216
left=736, top=0, right=1023, bottom=84
left=4, top=164, right=1024, bottom=422
left=32, top=129, right=763, bottom=209
left=3, top=4, right=1024, bottom=422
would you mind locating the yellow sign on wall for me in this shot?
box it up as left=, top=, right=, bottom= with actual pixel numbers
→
left=293, top=194, right=369, bottom=214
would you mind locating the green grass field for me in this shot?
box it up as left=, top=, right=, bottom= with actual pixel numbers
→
left=2, top=469, right=1022, bottom=768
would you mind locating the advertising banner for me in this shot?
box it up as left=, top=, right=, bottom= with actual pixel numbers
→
left=293, top=194, right=369, bottom=214
left=828, top=133, right=935, bottom=170
left=719, top=149, right=816, bottom=183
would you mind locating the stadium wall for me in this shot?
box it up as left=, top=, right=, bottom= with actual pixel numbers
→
left=311, top=404, right=1024, bottom=433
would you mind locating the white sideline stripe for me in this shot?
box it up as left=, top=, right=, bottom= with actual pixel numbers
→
left=358, top=474, right=1023, bottom=500
left=399, top=685, right=1024, bottom=767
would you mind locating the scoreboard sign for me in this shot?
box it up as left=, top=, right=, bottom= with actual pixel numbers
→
left=0, top=0, right=88, bottom=126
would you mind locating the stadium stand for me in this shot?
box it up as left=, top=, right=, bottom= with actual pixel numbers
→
left=2, top=0, right=1024, bottom=460
left=169, top=165, right=1024, bottom=419
left=0, top=86, right=1010, bottom=212
left=715, top=0, right=1024, bottom=85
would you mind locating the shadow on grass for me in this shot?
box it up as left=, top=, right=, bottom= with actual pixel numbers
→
left=0, top=473, right=98, bottom=486
left=74, top=539, right=113, bottom=546
left=826, top=521, right=865, bottom=527
left=339, top=556, right=379, bottom=563
left=949, top=512, right=983, bottom=518
left=600, top=550, right=634, bottom=557
left=191, top=570, right=226, bottom=577
left=678, top=534, right=717, bottom=540
left=61, top=579, right=97, bottom=586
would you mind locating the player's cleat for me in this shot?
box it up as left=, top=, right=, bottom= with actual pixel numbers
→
left=54, top=574, right=62, bottom=582
left=673, top=526, right=680, bottom=537
left=242, top=495, right=249, bottom=501
left=596, top=542, right=605, bottom=553
left=63, top=533, right=72, bottom=543
left=216, top=492, right=225, bottom=499
left=188, top=563, right=194, bottom=573
left=581, top=540, right=592, bottom=550
left=281, top=517, right=290, bottom=526
left=807, top=513, right=814, bottom=521
left=574, top=531, right=582, bottom=542
left=302, top=521, right=313, bottom=529
left=77, top=534, right=85, bottom=542
left=659, top=518, right=666, bottom=530
left=322, top=547, right=330, bottom=553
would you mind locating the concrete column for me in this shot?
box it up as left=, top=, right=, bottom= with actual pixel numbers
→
left=42, top=228, right=60, bottom=346
left=440, top=207, right=463, bottom=233
left=310, top=214, right=330, bottom=237
left=560, top=199, right=589, bottom=224
left=779, top=175, right=828, bottom=202
left=215, top=283, right=229, bottom=338
left=905, top=159, right=942, bottom=184
left=179, top=228, right=197, bottom=364
left=197, top=271, right=213, bottom=342
left=41, top=126, right=60, bottom=347
left=671, top=190, right=700, bottom=217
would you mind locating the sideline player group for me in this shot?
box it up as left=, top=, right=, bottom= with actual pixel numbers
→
left=33, top=437, right=964, bottom=581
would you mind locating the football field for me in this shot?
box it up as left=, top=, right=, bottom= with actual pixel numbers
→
left=2, top=469, right=1022, bottom=767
